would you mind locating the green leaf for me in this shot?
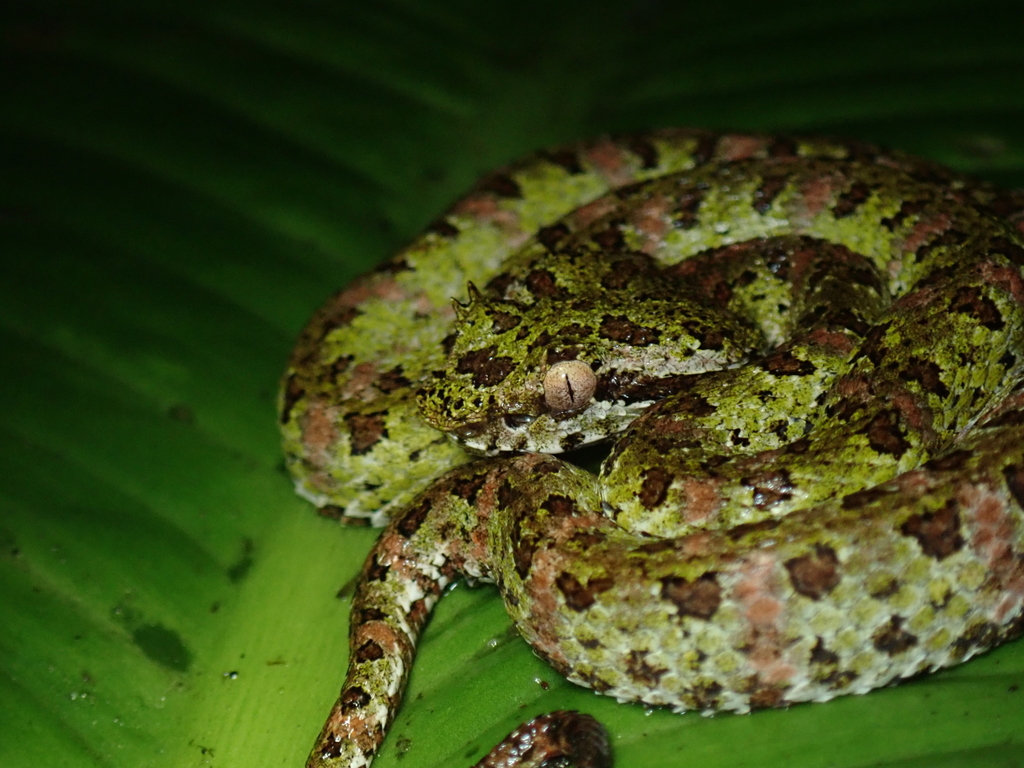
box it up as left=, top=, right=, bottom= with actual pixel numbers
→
left=2, top=1, right=1023, bottom=767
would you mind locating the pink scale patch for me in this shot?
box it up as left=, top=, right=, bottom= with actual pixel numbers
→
left=568, top=196, right=622, bottom=230
left=413, top=292, right=446, bottom=317
left=889, top=391, right=931, bottom=433
left=301, top=401, right=339, bottom=456
left=358, top=621, right=410, bottom=656
left=681, top=478, right=725, bottom=524
left=734, top=553, right=783, bottom=628
left=630, top=195, right=673, bottom=253
left=549, top=513, right=609, bottom=544
left=679, top=531, right=716, bottom=558
left=341, top=362, right=380, bottom=401
left=902, top=212, right=952, bottom=254
left=834, top=374, right=872, bottom=403
left=337, top=274, right=410, bottom=307
left=451, top=195, right=521, bottom=234
left=805, top=328, right=859, bottom=354
left=892, top=283, right=941, bottom=310
left=585, top=140, right=635, bottom=187
left=746, top=595, right=783, bottom=627
left=522, top=550, right=574, bottom=658
left=716, top=135, right=769, bottom=162
left=962, top=484, right=1024, bottom=622
left=308, top=470, right=336, bottom=495
left=895, top=468, right=937, bottom=496
left=979, top=261, right=1024, bottom=304
left=732, top=552, right=798, bottom=685
left=799, top=173, right=844, bottom=220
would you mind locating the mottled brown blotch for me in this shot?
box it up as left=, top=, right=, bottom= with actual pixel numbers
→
left=924, top=450, right=972, bottom=472
left=990, top=235, right=1024, bottom=267
left=602, top=255, right=655, bottom=290
left=365, top=555, right=389, bottom=582
left=728, top=519, right=782, bottom=541
left=542, top=494, right=579, bottom=517
left=900, top=500, right=964, bottom=560
left=673, top=190, right=705, bottom=229
left=761, top=349, right=816, bottom=376
left=599, top=315, right=660, bottom=346
left=537, top=222, right=570, bottom=249
left=451, top=472, right=489, bottom=504
left=747, top=685, right=787, bottom=709
left=376, top=365, right=412, bottom=394
left=753, top=175, right=787, bottom=214
left=767, top=136, right=798, bottom=157
left=456, top=347, right=515, bottom=387
left=628, top=136, right=660, bottom=169
left=511, top=524, right=539, bottom=580
left=689, top=680, right=725, bottom=709
left=544, top=148, right=584, bottom=175
left=1004, top=464, right=1024, bottom=509
left=496, top=478, right=517, bottom=511
left=881, top=199, right=926, bottom=231
left=526, top=269, right=564, bottom=299
left=809, top=637, right=839, bottom=666
left=872, top=616, right=918, bottom=655
left=865, top=410, right=910, bottom=457
left=396, top=498, right=431, bottom=538
left=868, top=576, right=901, bottom=600
left=340, top=686, right=372, bottom=713
left=478, top=173, right=523, bottom=198
left=807, top=637, right=858, bottom=688
left=556, top=571, right=615, bottom=611
left=833, top=181, right=873, bottom=218
left=426, top=219, right=459, bottom=238
left=280, top=376, right=305, bottom=424
left=900, top=357, right=949, bottom=398
left=355, top=607, right=387, bottom=624
left=490, top=311, right=521, bottom=333
left=346, top=412, right=389, bottom=455
left=354, top=639, right=385, bottom=663
left=661, top=573, right=722, bottom=620
left=639, top=467, right=672, bottom=509
left=743, top=469, right=795, bottom=510
left=592, top=225, right=625, bottom=251
left=950, top=285, right=1004, bottom=331
left=842, top=486, right=897, bottom=509
left=785, top=545, right=841, bottom=600
left=625, top=650, right=668, bottom=686
left=950, top=621, right=999, bottom=659
left=327, top=354, right=354, bottom=383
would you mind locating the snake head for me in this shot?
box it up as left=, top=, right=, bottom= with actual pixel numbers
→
left=416, top=285, right=754, bottom=455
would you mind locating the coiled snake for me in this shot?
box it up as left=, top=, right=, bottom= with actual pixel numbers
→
left=279, top=130, right=1024, bottom=768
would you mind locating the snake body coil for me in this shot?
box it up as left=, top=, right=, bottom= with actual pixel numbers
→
left=279, top=131, right=1024, bottom=768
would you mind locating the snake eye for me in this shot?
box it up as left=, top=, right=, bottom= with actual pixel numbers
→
left=543, top=360, right=597, bottom=413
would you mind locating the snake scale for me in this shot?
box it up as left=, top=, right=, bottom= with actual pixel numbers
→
left=279, top=130, right=1024, bottom=768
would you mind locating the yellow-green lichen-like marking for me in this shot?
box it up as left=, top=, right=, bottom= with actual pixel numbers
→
left=280, top=131, right=1024, bottom=768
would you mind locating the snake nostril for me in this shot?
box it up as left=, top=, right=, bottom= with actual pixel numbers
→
left=503, top=412, right=536, bottom=429
left=452, top=421, right=486, bottom=441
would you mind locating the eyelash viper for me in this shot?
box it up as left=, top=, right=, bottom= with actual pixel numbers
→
left=278, top=130, right=1024, bottom=768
